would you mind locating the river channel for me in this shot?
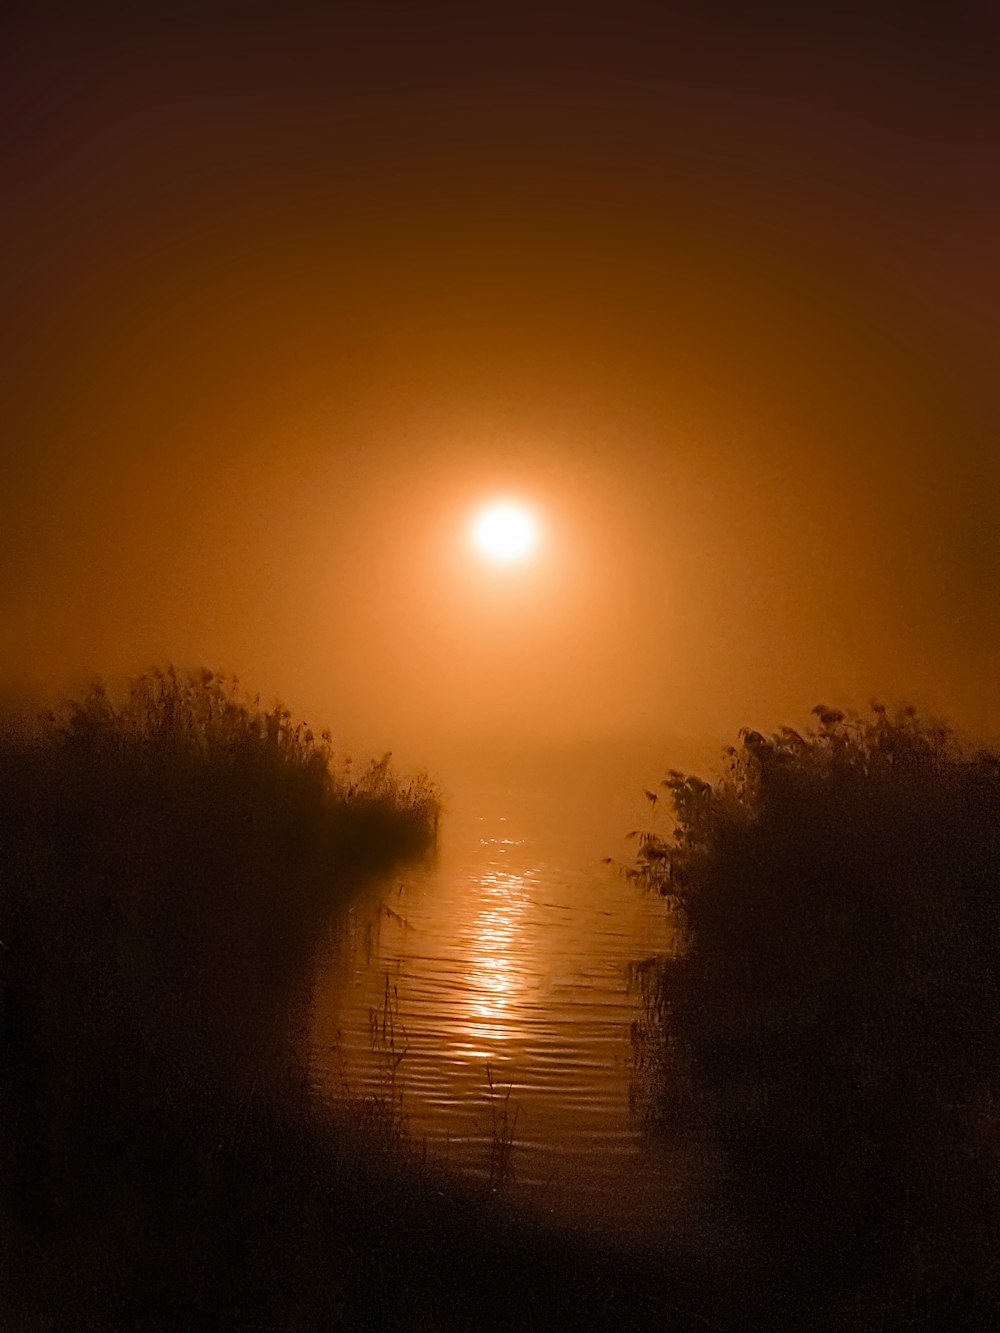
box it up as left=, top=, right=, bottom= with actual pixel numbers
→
left=308, top=771, right=688, bottom=1240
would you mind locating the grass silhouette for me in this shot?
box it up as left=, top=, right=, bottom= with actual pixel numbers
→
left=630, top=703, right=1000, bottom=1326
left=484, top=1062, right=520, bottom=1191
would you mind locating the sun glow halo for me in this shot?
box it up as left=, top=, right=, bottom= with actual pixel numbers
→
left=470, top=500, right=538, bottom=565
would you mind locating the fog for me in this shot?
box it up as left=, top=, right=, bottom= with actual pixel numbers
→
left=4, top=5, right=998, bottom=787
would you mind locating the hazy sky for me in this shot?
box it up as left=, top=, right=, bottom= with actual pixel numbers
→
left=3, top=3, right=998, bottom=778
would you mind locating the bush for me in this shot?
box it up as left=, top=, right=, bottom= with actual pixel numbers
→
left=0, top=666, right=439, bottom=1251
left=630, top=704, right=1000, bottom=1303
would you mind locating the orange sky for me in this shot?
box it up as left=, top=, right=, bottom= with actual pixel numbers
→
left=2, top=4, right=998, bottom=780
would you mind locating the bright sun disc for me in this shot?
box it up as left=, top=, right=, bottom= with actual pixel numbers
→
left=471, top=500, right=538, bottom=564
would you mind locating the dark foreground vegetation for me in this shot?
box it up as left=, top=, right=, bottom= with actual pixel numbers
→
left=11, top=671, right=995, bottom=1329
left=0, top=669, right=709, bottom=1331
left=631, top=704, right=1000, bottom=1328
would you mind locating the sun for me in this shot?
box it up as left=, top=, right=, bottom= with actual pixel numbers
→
left=470, top=500, right=538, bottom=564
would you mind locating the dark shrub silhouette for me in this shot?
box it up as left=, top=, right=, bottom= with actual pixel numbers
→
left=630, top=704, right=1000, bottom=1313
left=0, top=667, right=439, bottom=1320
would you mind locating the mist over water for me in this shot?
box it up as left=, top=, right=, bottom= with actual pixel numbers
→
left=309, top=742, right=693, bottom=1237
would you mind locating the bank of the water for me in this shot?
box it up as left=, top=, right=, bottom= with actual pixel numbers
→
left=0, top=1077, right=735, bottom=1333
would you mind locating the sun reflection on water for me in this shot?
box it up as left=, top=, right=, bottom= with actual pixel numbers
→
left=457, top=847, right=535, bottom=1059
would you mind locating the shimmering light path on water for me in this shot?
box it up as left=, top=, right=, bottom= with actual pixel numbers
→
left=309, top=780, right=687, bottom=1237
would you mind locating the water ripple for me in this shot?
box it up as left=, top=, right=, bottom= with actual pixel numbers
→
left=310, top=784, right=674, bottom=1236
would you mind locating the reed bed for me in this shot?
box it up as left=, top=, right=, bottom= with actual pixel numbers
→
left=0, top=667, right=444, bottom=1326
left=629, top=703, right=1000, bottom=1326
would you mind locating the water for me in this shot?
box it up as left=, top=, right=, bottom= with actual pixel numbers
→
left=308, top=772, right=685, bottom=1239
